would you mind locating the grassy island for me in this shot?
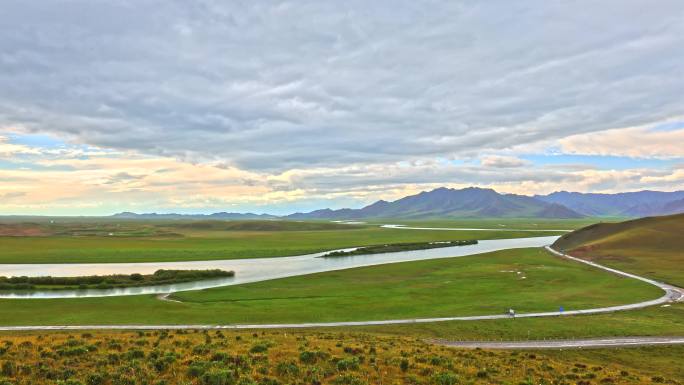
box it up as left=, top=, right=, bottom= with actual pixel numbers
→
left=0, top=269, right=235, bottom=291
left=320, top=240, right=478, bottom=258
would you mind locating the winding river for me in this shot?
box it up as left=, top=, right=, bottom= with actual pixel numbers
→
left=0, top=235, right=559, bottom=299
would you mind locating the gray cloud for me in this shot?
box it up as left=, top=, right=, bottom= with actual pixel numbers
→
left=1, top=0, right=683, bottom=174
left=104, top=172, right=146, bottom=185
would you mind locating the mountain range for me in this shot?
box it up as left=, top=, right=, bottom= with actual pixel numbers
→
left=112, top=187, right=684, bottom=220
left=535, top=190, right=684, bottom=217
left=286, top=187, right=583, bottom=219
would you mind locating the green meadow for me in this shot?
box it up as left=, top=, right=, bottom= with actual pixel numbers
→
left=0, top=248, right=662, bottom=326
left=0, top=220, right=567, bottom=264
left=356, top=302, right=684, bottom=341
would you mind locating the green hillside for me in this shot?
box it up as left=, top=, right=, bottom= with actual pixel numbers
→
left=553, top=213, right=684, bottom=286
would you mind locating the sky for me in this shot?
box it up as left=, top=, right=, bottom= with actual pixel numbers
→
left=1, top=0, right=684, bottom=215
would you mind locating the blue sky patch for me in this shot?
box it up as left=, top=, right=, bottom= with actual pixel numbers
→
left=522, top=154, right=679, bottom=170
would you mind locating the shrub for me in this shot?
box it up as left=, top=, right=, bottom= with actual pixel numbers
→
left=258, top=378, right=279, bottom=385
left=432, top=371, right=459, bottom=385
left=188, top=361, right=210, bottom=378
left=336, top=357, right=360, bottom=371
left=249, top=343, right=269, bottom=354
left=332, top=374, right=366, bottom=385
left=200, top=369, right=235, bottom=385
left=299, top=350, right=329, bottom=364
left=193, top=344, right=211, bottom=355
left=125, top=349, right=145, bottom=360
left=300, top=351, right=317, bottom=364
left=211, top=352, right=230, bottom=362
left=400, top=358, right=409, bottom=372
left=130, top=273, right=144, bottom=281
left=236, top=378, right=257, bottom=385
left=56, top=380, right=85, bottom=385
left=57, top=346, right=88, bottom=357
left=86, top=373, right=106, bottom=385
left=275, top=361, right=300, bottom=377
left=153, top=358, right=169, bottom=372
left=1, top=361, right=16, bottom=377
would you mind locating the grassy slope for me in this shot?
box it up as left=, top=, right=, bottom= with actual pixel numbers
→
left=553, top=213, right=684, bottom=287
left=0, top=248, right=661, bottom=325
left=0, top=226, right=564, bottom=264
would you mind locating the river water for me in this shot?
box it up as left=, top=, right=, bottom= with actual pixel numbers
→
left=0, top=235, right=559, bottom=299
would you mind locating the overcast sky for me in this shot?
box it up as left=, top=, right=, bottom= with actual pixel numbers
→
left=1, top=0, right=684, bottom=215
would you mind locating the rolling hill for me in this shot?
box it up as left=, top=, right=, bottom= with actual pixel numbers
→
left=553, top=213, right=684, bottom=287
left=287, top=187, right=584, bottom=219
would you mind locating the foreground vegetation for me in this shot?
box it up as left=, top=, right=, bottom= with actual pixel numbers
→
left=0, top=330, right=681, bottom=385
left=0, top=248, right=661, bottom=325
left=0, top=270, right=234, bottom=291
left=320, top=240, right=477, bottom=258
left=553, top=213, right=684, bottom=287
left=0, top=220, right=566, bottom=264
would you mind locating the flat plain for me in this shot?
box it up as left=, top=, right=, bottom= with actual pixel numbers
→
left=0, top=219, right=569, bottom=264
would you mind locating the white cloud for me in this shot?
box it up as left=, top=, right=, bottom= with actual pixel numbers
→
left=559, top=124, right=684, bottom=159
left=0, top=135, right=41, bottom=157
left=481, top=155, right=529, bottom=168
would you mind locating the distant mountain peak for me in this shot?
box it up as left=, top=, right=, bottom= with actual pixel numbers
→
left=287, top=186, right=583, bottom=219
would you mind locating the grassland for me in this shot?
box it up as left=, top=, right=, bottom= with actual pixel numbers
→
left=1, top=330, right=680, bottom=385
left=354, top=302, right=684, bottom=341
left=0, top=248, right=662, bottom=325
left=553, top=213, right=684, bottom=287
left=0, top=220, right=567, bottom=264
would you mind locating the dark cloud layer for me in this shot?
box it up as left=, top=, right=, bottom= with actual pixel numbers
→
left=1, top=0, right=683, bottom=174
